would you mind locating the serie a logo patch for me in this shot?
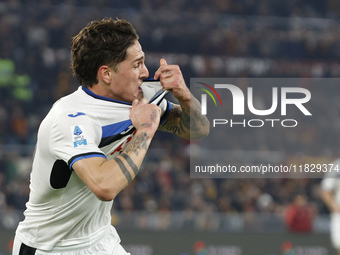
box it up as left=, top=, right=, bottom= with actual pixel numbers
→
left=71, top=125, right=87, bottom=147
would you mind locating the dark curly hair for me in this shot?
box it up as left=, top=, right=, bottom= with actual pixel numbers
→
left=71, top=18, right=139, bottom=86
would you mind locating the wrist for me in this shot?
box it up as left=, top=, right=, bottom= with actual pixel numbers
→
left=136, top=122, right=158, bottom=135
left=176, top=91, right=191, bottom=106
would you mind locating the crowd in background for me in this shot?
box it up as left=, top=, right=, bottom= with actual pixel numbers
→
left=0, top=1, right=339, bottom=230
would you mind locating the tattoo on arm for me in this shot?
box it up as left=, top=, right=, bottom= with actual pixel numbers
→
left=120, top=152, right=138, bottom=175
left=159, top=106, right=182, bottom=135
left=139, top=123, right=152, bottom=128
left=160, top=100, right=209, bottom=137
left=160, top=105, right=191, bottom=136
left=137, top=109, right=159, bottom=129
left=191, top=98, right=209, bottom=128
left=180, top=107, right=191, bottom=130
left=113, top=109, right=158, bottom=183
left=124, top=132, right=150, bottom=156
left=114, top=156, right=133, bottom=184
left=150, top=109, right=158, bottom=122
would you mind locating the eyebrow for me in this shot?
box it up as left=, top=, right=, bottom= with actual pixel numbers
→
left=132, top=54, right=145, bottom=63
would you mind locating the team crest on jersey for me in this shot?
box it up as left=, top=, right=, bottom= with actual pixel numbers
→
left=71, top=125, right=87, bottom=147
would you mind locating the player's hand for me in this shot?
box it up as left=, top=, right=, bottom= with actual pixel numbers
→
left=130, top=98, right=161, bottom=133
left=154, top=59, right=191, bottom=102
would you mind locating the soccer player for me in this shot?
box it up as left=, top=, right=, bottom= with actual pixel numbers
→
left=320, top=159, right=340, bottom=255
left=12, top=18, right=209, bottom=255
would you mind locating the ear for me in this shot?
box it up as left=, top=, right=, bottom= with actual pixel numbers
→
left=97, top=65, right=111, bottom=85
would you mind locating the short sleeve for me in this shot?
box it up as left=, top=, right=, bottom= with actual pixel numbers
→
left=49, top=111, right=105, bottom=169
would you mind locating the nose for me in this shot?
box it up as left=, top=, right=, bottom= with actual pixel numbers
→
left=141, top=64, right=149, bottom=79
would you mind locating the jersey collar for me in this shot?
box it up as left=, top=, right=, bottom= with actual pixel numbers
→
left=81, top=86, right=132, bottom=105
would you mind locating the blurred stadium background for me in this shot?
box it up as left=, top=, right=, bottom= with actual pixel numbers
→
left=0, top=0, right=340, bottom=254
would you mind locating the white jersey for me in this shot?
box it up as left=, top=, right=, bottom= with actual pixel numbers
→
left=321, top=159, right=340, bottom=206
left=15, top=81, right=170, bottom=250
left=321, top=159, right=340, bottom=248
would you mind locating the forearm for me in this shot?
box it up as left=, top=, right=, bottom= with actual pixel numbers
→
left=153, top=59, right=209, bottom=139
left=74, top=127, right=155, bottom=201
left=160, top=96, right=209, bottom=140
left=113, top=127, right=153, bottom=183
left=180, top=96, right=210, bottom=139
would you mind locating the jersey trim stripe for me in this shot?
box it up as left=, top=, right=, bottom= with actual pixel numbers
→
left=102, top=120, right=133, bottom=138
left=99, top=120, right=135, bottom=148
left=68, top=152, right=106, bottom=170
left=82, top=86, right=131, bottom=105
left=160, top=101, right=172, bottom=125
left=149, top=89, right=169, bottom=105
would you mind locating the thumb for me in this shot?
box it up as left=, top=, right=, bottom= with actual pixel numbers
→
left=160, top=58, right=167, bottom=66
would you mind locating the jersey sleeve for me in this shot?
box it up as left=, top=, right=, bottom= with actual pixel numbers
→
left=49, top=111, right=106, bottom=170
left=159, top=99, right=172, bottom=124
